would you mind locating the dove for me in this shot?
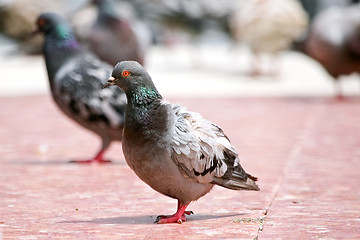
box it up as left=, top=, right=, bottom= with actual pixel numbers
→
left=230, top=0, right=308, bottom=76
left=88, top=0, right=145, bottom=66
left=103, top=61, right=259, bottom=224
left=305, top=3, right=360, bottom=100
left=34, top=13, right=126, bottom=163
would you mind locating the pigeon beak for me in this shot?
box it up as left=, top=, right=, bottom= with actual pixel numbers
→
left=30, top=27, right=40, bottom=37
left=102, top=77, right=117, bottom=89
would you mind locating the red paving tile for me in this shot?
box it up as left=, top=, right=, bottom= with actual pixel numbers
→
left=0, top=95, right=360, bottom=239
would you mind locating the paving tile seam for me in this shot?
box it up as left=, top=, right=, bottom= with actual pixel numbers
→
left=255, top=102, right=326, bottom=239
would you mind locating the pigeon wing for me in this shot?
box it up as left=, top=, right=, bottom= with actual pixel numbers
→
left=170, top=105, right=234, bottom=182
left=170, top=105, right=259, bottom=191
left=53, top=52, right=126, bottom=129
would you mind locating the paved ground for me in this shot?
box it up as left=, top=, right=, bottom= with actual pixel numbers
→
left=1, top=41, right=360, bottom=239
left=1, top=94, right=360, bottom=239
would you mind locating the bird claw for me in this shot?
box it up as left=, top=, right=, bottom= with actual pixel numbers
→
left=184, top=210, right=194, bottom=215
left=69, top=150, right=111, bottom=164
left=154, top=214, right=188, bottom=224
left=155, top=215, right=161, bottom=223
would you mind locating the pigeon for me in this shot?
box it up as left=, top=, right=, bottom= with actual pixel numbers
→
left=103, top=61, right=259, bottom=224
left=34, top=13, right=126, bottom=163
left=305, top=3, right=360, bottom=99
left=88, top=0, right=144, bottom=66
left=230, top=0, right=308, bottom=76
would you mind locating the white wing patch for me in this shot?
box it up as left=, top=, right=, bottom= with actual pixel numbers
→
left=55, top=58, right=82, bottom=84
left=87, top=65, right=109, bottom=82
left=170, top=105, right=236, bottom=183
left=100, top=89, right=126, bottom=128
left=52, top=53, right=125, bottom=129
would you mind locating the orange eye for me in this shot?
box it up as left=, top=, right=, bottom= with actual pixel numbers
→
left=38, top=18, right=46, bottom=27
left=122, top=70, right=130, bottom=77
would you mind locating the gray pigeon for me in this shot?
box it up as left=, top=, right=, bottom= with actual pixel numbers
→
left=88, top=0, right=144, bottom=66
left=34, top=13, right=126, bottom=163
left=230, top=0, right=308, bottom=76
left=305, top=3, right=360, bottom=100
left=103, top=61, right=259, bottom=224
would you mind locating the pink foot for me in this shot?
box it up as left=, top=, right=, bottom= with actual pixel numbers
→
left=184, top=210, right=194, bottom=215
left=154, top=202, right=192, bottom=224
left=335, top=94, right=345, bottom=101
left=155, top=213, right=187, bottom=224
left=69, top=159, right=111, bottom=164
left=69, top=150, right=111, bottom=164
left=248, top=68, right=262, bottom=77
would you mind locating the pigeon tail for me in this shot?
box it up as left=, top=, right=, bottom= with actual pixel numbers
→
left=213, top=176, right=259, bottom=191
left=212, top=165, right=260, bottom=191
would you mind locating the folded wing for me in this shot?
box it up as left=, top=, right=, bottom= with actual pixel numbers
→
left=170, top=105, right=259, bottom=191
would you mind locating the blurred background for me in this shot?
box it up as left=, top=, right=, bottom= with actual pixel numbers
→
left=1, top=0, right=360, bottom=98
left=1, top=2, right=360, bottom=238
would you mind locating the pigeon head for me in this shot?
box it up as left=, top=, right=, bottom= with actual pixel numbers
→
left=35, top=13, right=80, bottom=81
left=91, top=0, right=105, bottom=5
left=35, top=13, right=72, bottom=37
left=91, top=0, right=114, bottom=11
left=103, top=61, right=151, bottom=90
left=34, top=13, right=80, bottom=50
left=103, top=61, right=162, bottom=104
left=91, top=0, right=115, bottom=16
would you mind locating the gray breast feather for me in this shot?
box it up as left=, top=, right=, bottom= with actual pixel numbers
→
left=170, top=105, right=235, bottom=183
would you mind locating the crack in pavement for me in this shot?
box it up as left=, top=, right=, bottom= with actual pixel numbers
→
left=254, top=102, right=325, bottom=240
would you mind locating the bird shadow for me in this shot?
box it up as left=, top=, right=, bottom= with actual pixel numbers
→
left=7, top=159, right=126, bottom=166
left=284, top=96, right=360, bottom=104
left=58, top=213, right=245, bottom=225
left=227, top=69, right=279, bottom=82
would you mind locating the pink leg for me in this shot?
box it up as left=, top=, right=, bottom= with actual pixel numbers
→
left=155, top=201, right=193, bottom=224
left=69, top=149, right=111, bottom=164
left=334, top=80, right=345, bottom=101
left=269, top=54, right=280, bottom=78
left=249, top=52, right=262, bottom=77
left=335, top=94, right=345, bottom=101
left=177, top=200, right=193, bottom=216
left=70, top=138, right=112, bottom=164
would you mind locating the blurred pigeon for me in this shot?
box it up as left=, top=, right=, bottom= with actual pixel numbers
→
left=305, top=4, right=360, bottom=99
left=34, top=13, right=126, bottom=163
left=103, top=61, right=259, bottom=224
left=230, top=0, right=308, bottom=76
left=155, top=0, right=234, bottom=40
left=88, top=0, right=144, bottom=66
left=298, top=0, right=357, bottom=21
